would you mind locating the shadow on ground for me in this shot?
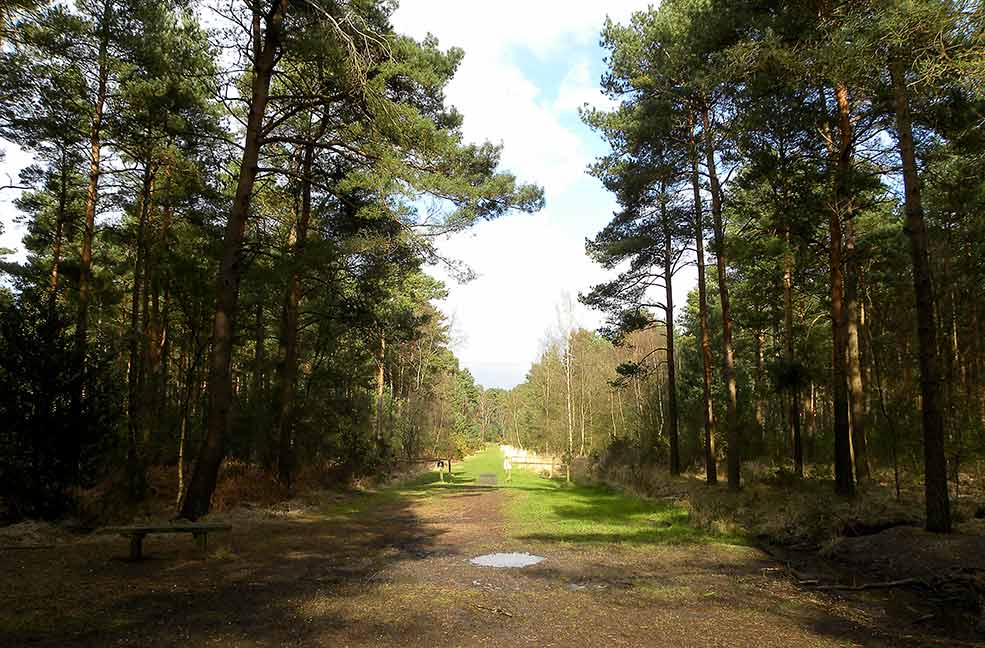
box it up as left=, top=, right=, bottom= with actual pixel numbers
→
left=3, top=450, right=979, bottom=647
left=0, top=491, right=448, bottom=647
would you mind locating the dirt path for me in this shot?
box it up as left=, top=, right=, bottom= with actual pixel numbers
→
left=0, top=482, right=973, bottom=647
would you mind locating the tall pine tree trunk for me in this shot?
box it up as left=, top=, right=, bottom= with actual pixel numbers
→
left=275, top=141, right=314, bottom=488
left=829, top=84, right=854, bottom=497
left=76, top=1, right=111, bottom=357
left=690, top=114, right=717, bottom=485
left=126, top=162, right=154, bottom=499
left=143, top=174, right=172, bottom=462
left=180, top=1, right=288, bottom=519
left=663, top=200, right=680, bottom=476
left=834, top=86, right=869, bottom=483
left=783, top=226, right=803, bottom=477
left=50, top=149, right=69, bottom=295
left=889, top=61, right=951, bottom=533
left=754, top=329, right=765, bottom=448
left=701, top=106, right=739, bottom=490
left=254, top=301, right=268, bottom=465
left=844, top=215, right=869, bottom=481
left=375, top=332, right=386, bottom=450
left=273, top=110, right=330, bottom=479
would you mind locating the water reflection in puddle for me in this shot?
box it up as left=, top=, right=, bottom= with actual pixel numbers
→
left=469, top=552, right=545, bottom=568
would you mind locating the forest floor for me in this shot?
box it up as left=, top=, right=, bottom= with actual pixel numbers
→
left=1, top=446, right=982, bottom=647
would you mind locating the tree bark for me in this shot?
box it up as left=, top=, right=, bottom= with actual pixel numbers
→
left=829, top=84, right=854, bottom=497
left=126, top=162, right=154, bottom=499
left=180, top=1, right=288, bottom=520
left=50, top=149, right=69, bottom=295
left=689, top=113, right=717, bottom=485
left=275, top=143, right=314, bottom=488
left=76, top=0, right=114, bottom=360
left=254, top=301, right=268, bottom=465
left=579, top=357, right=586, bottom=456
left=609, top=389, right=616, bottom=441
left=701, top=106, right=739, bottom=490
left=144, top=174, right=171, bottom=460
left=783, top=226, right=803, bottom=477
left=844, top=214, right=869, bottom=481
left=889, top=61, right=951, bottom=532
left=375, top=331, right=386, bottom=450
left=565, top=339, right=574, bottom=470
left=544, top=366, right=552, bottom=441
left=663, top=200, right=680, bottom=476
left=176, top=327, right=204, bottom=508
left=835, top=86, right=870, bottom=483
left=754, top=329, right=765, bottom=445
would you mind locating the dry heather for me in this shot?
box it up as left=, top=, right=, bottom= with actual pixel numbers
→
left=592, top=459, right=985, bottom=549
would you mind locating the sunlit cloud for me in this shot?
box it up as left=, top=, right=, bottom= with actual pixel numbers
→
left=393, top=1, right=649, bottom=388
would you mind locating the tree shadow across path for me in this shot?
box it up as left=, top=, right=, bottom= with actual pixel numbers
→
left=0, top=487, right=447, bottom=647
left=2, top=450, right=979, bottom=646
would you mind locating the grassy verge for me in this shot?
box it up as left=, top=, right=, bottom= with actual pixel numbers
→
left=316, top=455, right=487, bottom=518
left=315, top=445, right=744, bottom=548
left=458, top=446, right=745, bottom=547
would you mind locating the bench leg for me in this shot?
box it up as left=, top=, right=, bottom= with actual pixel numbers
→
left=194, top=532, right=207, bottom=557
left=129, top=534, right=145, bottom=560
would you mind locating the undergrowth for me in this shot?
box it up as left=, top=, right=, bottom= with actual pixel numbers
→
left=593, top=457, right=985, bottom=548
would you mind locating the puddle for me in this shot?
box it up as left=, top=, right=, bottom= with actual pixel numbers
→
left=470, top=552, right=545, bottom=568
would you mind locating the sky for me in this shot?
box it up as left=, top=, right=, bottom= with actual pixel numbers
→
left=392, top=0, right=699, bottom=389
left=0, top=0, right=698, bottom=391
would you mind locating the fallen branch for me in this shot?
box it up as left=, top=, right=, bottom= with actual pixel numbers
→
left=755, top=544, right=816, bottom=584
left=471, top=602, right=514, bottom=617
left=775, top=559, right=814, bottom=584
left=810, top=577, right=927, bottom=592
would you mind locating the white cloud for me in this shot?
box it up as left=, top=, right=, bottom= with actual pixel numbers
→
left=393, top=1, right=643, bottom=195
left=430, top=209, right=611, bottom=388
left=391, top=1, right=643, bottom=58
left=0, top=143, right=32, bottom=263
left=393, top=1, right=652, bottom=388
left=446, top=52, right=587, bottom=194
left=553, top=61, right=617, bottom=114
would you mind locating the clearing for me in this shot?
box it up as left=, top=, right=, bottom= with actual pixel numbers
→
left=0, top=447, right=974, bottom=647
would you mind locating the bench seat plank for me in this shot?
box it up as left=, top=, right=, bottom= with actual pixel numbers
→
left=98, top=523, right=231, bottom=534
left=97, top=523, right=231, bottom=560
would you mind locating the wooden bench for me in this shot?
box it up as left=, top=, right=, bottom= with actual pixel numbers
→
left=98, top=523, right=232, bottom=560
left=477, top=473, right=498, bottom=486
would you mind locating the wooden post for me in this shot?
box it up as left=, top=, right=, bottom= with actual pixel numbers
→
left=448, top=459, right=452, bottom=479
left=194, top=532, right=207, bottom=556
left=128, top=534, right=144, bottom=560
